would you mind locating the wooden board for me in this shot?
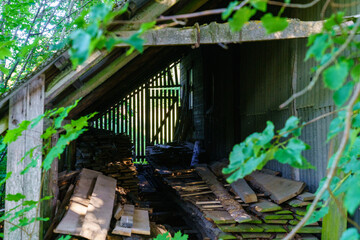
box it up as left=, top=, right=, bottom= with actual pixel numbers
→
left=245, top=171, right=305, bottom=204
left=250, top=199, right=282, bottom=213
left=132, top=210, right=150, bottom=235
left=71, top=168, right=103, bottom=205
left=54, top=201, right=87, bottom=235
left=113, top=205, right=135, bottom=237
left=114, top=204, right=123, bottom=220
left=5, top=75, right=44, bottom=239
left=230, top=179, right=257, bottom=203
left=297, top=192, right=315, bottom=201
left=80, top=175, right=117, bottom=240
left=195, top=166, right=252, bottom=223
left=203, top=211, right=236, bottom=224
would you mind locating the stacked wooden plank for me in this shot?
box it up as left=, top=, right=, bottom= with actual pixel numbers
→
left=76, top=128, right=139, bottom=193
left=52, top=168, right=152, bottom=240
left=154, top=165, right=322, bottom=240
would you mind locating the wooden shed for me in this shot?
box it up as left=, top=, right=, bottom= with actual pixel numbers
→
left=0, top=0, right=354, bottom=239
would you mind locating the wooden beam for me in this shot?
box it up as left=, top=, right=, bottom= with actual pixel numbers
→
left=5, top=75, right=45, bottom=239
left=46, top=0, right=182, bottom=106
left=114, top=20, right=323, bottom=47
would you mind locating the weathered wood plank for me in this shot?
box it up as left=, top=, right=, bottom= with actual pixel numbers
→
left=251, top=199, right=282, bottom=213
left=80, top=175, right=117, bottom=240
left=203, top=210, right=236, bottom=224
left=54, top=168, right=102, bottom=236
left=0, top=113, right=8, bottom=135
left=245, top=171, right=305, bottom=204
left=230, top=179, right=257, bottom=203
left=132, top=209, right=150, bottom=235
left=115, top=20, right=324, bottom=47
left=195, top=166, right=252, bottom=223
left=5, top=75, right=44, bottom=240
left=296, top=192, right=315, bottom=201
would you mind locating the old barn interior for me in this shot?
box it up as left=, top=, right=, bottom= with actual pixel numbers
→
left=0, top=0, right=358, bottom=239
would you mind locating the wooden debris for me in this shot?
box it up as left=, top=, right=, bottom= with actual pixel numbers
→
left=218, top=224, right=264, bottom=233
left=203, top=211, right=236, bottom=224
left=114, top=204, right=123, bottom=220
left=80, top=175, right=117, bottom=240
left=132, top=209, right=151, bottom=235
left=112, top=205, right=135, bottom=237
left=196, top=166, right=252, bottom=223
left=230, top=179, right=257, bottom=203
left=261, top=224, right=287, bottom=233
left=251, top=199, right=282, bottom=213
left=288, top=226, right=322, bottom=233
left=242, top=233, right=272, bottom=238
left=287, top=199, right=311, bottom=207
left=245, top=171, right=305, bottom=204
left=297, top=192, right=316, bottom=201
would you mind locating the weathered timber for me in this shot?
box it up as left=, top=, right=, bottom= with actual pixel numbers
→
left=195, top=166, right=252, bottom=223
left=230, top=179, right=257, bottom=203
left=114, top=204, right=124, bottom=220
left=0, top=113, right=8, bottom=135
left=263, top=219, right=288, bottom=224
left=70, top=168, right=103, bottom=205
left=250, top=199, right=282, bottom=213
left=54, top=201, right=88, bottom=235
left=245, top=171, right=305, bottom=204
left=120, top=205, right=135, bottom=228
left=132, top=209, right=150, bottom=235
left=287, top=199, right=311, bottom=207
left=289, top=226, right=322, bottom=234
left=261, top=224, right=287, bottom=233
left=203, top=211, right=236, bottom=224
left=80, top=175, right=117, bottom=240
left=218, top=224, right=264, bottom=233
left=263, top=214, right=294, bottom=220
left=218, top=233, right=237, bottom=239
left=115, top=20, right=323, bottom=47
left=297, top=192, right=316, bottom=201
left=275, top=210, right=293, bottom=215
left=5, top=75, right=44, bottom=240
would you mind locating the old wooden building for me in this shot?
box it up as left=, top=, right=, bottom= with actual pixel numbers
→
left=0, top=0, right=358, bottom=239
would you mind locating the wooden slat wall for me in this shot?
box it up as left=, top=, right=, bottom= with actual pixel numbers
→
left=93, top=61, right=181, bottom=163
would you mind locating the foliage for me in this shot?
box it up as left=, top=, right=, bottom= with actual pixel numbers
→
left=222, top=1, right=360, bottom=239
left=0, top=99, right=96, bottom=238
left=154, top=231, right=188, bottom=240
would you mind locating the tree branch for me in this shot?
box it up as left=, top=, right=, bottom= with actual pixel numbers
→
left=279, top=16, right=360, bottom=109
left=283, top=83, right=360, bottom=240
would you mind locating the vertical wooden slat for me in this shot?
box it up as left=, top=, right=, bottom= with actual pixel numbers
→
left=5, top=75, right=44, bottom=239
left=137, top=88, right=141, bottom=161
left=125, top=96, right=129, bottom=135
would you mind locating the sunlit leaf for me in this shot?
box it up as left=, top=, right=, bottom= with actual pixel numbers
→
left=261, top=13, right=288, bottom=34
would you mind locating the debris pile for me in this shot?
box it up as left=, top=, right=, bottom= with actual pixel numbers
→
left=150, top=162, right=322, bottom=240
left=76, top=128, right=139, bottom=193
left=49, top=168, right=155, bottom=240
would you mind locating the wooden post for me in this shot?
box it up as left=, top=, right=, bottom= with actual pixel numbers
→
left=5, top=75, right=45, bottom=240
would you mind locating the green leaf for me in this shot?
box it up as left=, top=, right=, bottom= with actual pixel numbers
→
left=22, top=200, right=37, bottom=206
left=327, top=113, right=345, bottom=141
left=229, top=7, right=256, bottom=32
left=261, top=13, right=288, bottom=34
left=58, top=236, right=72, bottom=240
left=250, top=0, right=267, bottom=12
left=222, top=1, right=239, bottom=20
left=0, top=65, right=9, bottom=75
left=154, top=233, right=171, bottom=240
left=324, top=12, right=345, bottom=31
left=306, top=206, right=328, bottom=225
left=69, top=30, right=91, bottom=67
left=305, top=34, right=331, bottom=61
left=3, top=120, right=31, bottom=144
left=340, top=228, right=360, bottom=240
left=6, top=193, right=26, bottom=202
left=173, top=231, right=189, bottom=240
left=323, top=61, right=350, bottom=90
left=351, top=64, right=360, bottom=81
left=0, top=47, right=11, bottom=60
left=278, top=116, right=301, bottom=137
left=333, top=81, right=354, bottom=106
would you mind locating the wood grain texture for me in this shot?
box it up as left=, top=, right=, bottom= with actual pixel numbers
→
left=132, top=209, right=150, bottom=235
left=195, top=166, right=252, bottom=223
left=5, top=75, right=44, bottom=240
left=245, top=172, right=305, bottom=204
left=231, top=179, right=257, bottom=203
left=80, top=175, right=117, bottom=240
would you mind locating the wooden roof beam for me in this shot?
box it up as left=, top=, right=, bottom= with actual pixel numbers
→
left=114, top=20, right=324, bottom=47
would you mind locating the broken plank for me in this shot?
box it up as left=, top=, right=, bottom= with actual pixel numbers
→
left=297, top=192, right=315, bottom=201
left=250, top=199, right=282, bottom=213
left=287, top=199, right=311, bottom=207
left=71, top=168, right=103, bottom=205
left=195, top=166, right=252, bottom=223
left=120, top=205, right=135, bottom=228
left=261, top=224, right=287, bottom=233
left=230, top=179, right=257, bottom=203
left=80, top=175, right=117, bottom=240
left=245, top=171, right=305, bottom=204
left=180, top=191, right=212, bottom=197
left=114, top=204, right=123, bottom=220
left=132, top=209, right=150, bottom=235
left=203, top=211, right=236, bottom=224
left=241, top=233, right=272, bottom=238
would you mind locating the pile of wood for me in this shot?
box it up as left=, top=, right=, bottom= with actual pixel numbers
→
left=76, top=128, right=139, bottom=193
left=146, top=142, right=194, bottom=168
left=51, top=168, right=152, bottom=240
left=152, top=164, right=322, bottom=240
